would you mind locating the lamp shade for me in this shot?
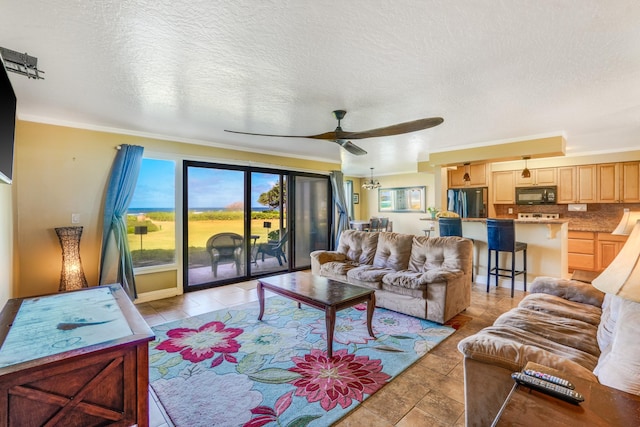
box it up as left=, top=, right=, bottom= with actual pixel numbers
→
left=592, top=219, right=640, bottom=302
left=612, top=209, right=640, bottom=235
left=55, top=226, right=88, bottom=291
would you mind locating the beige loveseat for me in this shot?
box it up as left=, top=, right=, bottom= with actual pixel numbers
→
left=457, top=276, right=640, bottom=426
left=310, top=229, right=473, bottom=324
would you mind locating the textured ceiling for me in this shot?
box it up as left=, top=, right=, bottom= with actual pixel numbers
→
left=2, top=1, right=640, bottom=176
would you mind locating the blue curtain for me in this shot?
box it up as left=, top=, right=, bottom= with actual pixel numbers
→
left=99, top=144, right=144, bottom=299
left=330, top=171, right=350, bottom=250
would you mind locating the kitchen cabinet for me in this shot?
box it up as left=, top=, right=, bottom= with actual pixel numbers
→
left=598, top=161, right=640, bottom=203
left=596, top=232, right=628, bottom=271
left=557, top=167, right=576, bottom=204
left=621, top=161, right=640, bottom=202
left=568, top=231, right=596, bottom=272
left=597, top=163, right=619, bottom=203
left=492, top=171, right=515, bottom=204
left=449, top=163, right=487, bottom=187
left=557, top=165, right=597, bottom=204
left=514, top=167, right=557, bottom=187
left=568, top=231, right=628, bottom=272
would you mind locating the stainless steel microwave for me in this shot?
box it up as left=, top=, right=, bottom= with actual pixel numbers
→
left=515, top=186, right=557, bottom=205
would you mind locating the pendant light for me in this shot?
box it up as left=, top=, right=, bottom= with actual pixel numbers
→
left=362, top=167, right=381, bottom=190
left=462, top=163, right=471, bottom=182
left=521, top=156, right=531, bottom=178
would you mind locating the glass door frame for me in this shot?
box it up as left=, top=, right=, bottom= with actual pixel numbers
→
left=182, top=160, right=333, bottom=293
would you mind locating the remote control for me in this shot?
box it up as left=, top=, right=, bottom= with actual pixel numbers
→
left=523, top=369, right=575, bottom=389
left=512, top=372, right=585, bottom=405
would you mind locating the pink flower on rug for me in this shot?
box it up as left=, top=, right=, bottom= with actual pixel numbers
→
left=288, top=349, right=390, bottom=411
left=310, top=316, right=374, bottom=345
left=156, top=321, right=243, bottom=365
left=244, top=391, right=294, bottom=427
left=374, top=311, right=423, bottom=335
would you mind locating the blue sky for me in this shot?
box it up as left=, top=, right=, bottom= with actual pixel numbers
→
left=130, top=159, right=281, bottom=209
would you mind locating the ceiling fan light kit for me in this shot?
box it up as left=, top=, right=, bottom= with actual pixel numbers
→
left=225, top=110, right=443, bottom=156
left=362, top=168, right=381, bottom=190
left=521, top=156, right=531, bottom=178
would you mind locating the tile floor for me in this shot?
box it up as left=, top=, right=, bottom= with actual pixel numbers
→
left=137, top=280, right=525, bottom=427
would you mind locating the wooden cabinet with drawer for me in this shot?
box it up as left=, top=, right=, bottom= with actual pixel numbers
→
left=568, top=231, right=596, bottom=272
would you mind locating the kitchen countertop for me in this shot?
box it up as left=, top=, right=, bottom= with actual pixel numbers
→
left=461, top=217, right=615, bottom=233
left=462, top=218, right=568, bottom=225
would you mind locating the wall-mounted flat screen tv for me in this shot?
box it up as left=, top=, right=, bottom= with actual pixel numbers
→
left=0, top=53, right=17, bottom=184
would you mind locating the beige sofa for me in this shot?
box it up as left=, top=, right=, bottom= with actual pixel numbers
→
left=457, top=276, right=640, bottom=426
left=310, top=229, right=473, bottom=324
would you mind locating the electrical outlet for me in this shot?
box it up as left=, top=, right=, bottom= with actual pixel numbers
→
left=508, top=208, right=513, bottom=214
left=71, top=213, right=80, bottom=224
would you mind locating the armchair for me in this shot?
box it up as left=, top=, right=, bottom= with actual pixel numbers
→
left=205, top=232, right=244, bottom=277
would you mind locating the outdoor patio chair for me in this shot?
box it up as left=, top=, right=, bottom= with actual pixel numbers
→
left=256, top=230, right=289, bottom=266
left=205, top=232, right=244, bottom=277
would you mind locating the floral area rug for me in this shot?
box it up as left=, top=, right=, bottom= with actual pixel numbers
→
left=148, top=297, right=457, bottom=427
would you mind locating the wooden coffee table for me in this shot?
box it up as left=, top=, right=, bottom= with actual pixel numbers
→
left=257, top=272, right=376, bottom=358
left=492, top=362, right=640, bottom=426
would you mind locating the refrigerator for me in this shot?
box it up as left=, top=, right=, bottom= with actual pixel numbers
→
left=447, top=187, right=488, bottom=218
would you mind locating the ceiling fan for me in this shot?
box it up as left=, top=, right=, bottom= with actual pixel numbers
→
left=225, top=110, right=444, bottom=156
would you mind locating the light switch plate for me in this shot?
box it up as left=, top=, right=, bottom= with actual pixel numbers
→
left=568, top=204, right=587, bottom=212
left=71, top=213, right=80, bottom=223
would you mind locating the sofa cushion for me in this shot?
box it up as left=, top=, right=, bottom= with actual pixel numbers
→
left=382, top=268, right=463, bottom=289
left=372, top=232, right=414, bottom=271
left=529, top=276, right=605, bottom=307
left=518, top=293, right=602, bottom=326
left=346, top=265, right=395, bottom=285
left=594, top=298, right=640, bottom=395
left=336, top=230, right=379, bottom=264
left=493, top=307, right=600, bottom=357
left=458, top=326, right=600, bottom=381
left=408, top=236, right=472, bottom=273
left=380, top=281, right=427, bottom=298
left=319, top=260, right=360, bottom=278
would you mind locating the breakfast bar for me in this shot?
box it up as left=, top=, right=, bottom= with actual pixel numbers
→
left=459, top=218, right=570, bottom=289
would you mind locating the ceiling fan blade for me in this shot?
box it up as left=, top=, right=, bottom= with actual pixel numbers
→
left=224, top=129, right=326, bottom=139
left=339, top=117, right=444, bottom=140
left=336, top=140, right=367, bottom=156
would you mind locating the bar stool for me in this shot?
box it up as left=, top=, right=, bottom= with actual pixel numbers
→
left=486, top=219, right=527, bottom=297
left=439, top=217, right=475, bottom=281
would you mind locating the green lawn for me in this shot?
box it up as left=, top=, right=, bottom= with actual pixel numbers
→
left=127, top=219, right=281, bottom=251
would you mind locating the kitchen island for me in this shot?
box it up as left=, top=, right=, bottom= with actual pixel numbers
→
left=458, top=218, right=570, bottom=290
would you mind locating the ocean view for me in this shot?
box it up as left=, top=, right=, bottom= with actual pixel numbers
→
left=128, top=207, right=273, bottom=214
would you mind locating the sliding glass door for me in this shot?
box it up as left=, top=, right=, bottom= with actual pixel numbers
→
left=185, top=165, right=247, bottom=287
left=293, top=175, right=330, bottom=268
left=250, top=172, right=288, bottom=275
left=183, top=161, right=331, bottom=292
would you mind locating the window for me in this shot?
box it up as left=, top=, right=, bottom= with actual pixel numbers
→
left=128, top=158, right=176, bottom=268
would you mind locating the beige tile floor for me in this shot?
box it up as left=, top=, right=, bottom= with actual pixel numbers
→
left=137, top=280, right=524, bottom=427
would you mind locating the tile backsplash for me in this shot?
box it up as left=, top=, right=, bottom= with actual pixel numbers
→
left=494, top=203, right=640, bottom=232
